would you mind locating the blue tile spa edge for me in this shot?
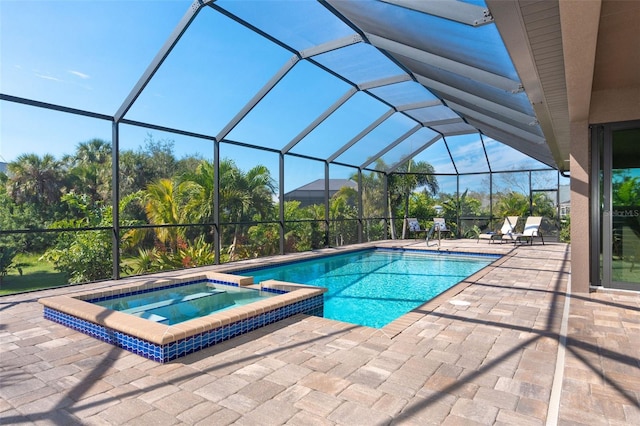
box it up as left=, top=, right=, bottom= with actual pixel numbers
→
left=85, top=278, right=286, bottom=304
left=43, top=294, right=324, bottom=363
left=39, top=271, right=326, bottom=363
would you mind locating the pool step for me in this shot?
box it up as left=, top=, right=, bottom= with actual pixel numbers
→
left=122, top=290, right=226, bottom=316
left=134, top=313, right=169, bottom=323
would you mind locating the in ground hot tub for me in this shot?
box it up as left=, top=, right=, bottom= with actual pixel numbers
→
left=39, top=272, right=326, bottom=363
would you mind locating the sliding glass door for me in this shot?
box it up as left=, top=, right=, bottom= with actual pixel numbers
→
left=596, top=122, right=640, bottom=290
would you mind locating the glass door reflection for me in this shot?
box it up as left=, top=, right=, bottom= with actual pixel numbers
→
left=610, top=127, right=640, bottom=288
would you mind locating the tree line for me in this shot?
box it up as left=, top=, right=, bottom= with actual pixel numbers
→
left=1, top=135, right=562, bottom=287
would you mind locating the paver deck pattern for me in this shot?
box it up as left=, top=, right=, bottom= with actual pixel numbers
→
left=1, top=240, right=639, bottom=425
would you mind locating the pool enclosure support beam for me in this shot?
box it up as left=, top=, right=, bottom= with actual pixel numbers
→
left=489, top=172, right=494, bottom=226
left=214, top=138, right=221, bottom=264
left=395, top=99, right=443, bottom=112
left=324, top=162, right=331, bottom=247
left=216, top=56, right=300, bottom=143
left=481, top=134, right=494, bottom=224
left=114, top=0, right=211, bottom=122
left=365, top=33, right=520, bottom=92
left=384, top=173, right=391, bottom=239
left=119, top=118, right=217, bottom=142
left=357, top=168, right=364, bottom=244
left=327, top=109, right=395, bottom=163
left=448, top=101, right=545, bottom=145
left=456, top=175, right=461, bottom=238
left=386, top=134, right=442, bottom=173
left=111, top=122, right=121, bottom=279
left=528, top=171, right=533, bottom=215
left=358, top=74, right=412, bottom=91
left=415, top=75, right=539, bottom=131
left=463, top=115, right=549, bottom=163
left=279, top=153, right=285, bottom=255
left=421, top=118, right=465, bottom=127
left=0, top=94, right=112, bottom=121
left=380, top=0, right=493, bottom=27
left=442, top=136, right=460, bottom=175
left=299, top=34, right=363, bottom=59
left=282, top=87, right=358, bottom=155
left=214, top=32, right=360, bottom=147
left=360, top=124, right=422, bottom=170
left=480, top=134, right=493, bottom=174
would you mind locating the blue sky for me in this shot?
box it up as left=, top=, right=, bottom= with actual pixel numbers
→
left=1, top=1, right=193, bottom=160
left=0, top=0, right=560, bottom=193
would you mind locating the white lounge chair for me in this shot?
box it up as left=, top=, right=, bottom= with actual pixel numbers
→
left=478, top=216, right=519, bottom=244
left=508, top=216, right=544, bottom=245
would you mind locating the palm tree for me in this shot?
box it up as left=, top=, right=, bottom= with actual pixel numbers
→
left=219, top=160, right=276, bottom=260
left=360, top=170, right=385, bottom=216
left=329, top=186, right=359, bottom=246
left=441, top=189, right=483, bottom=236
left=358, top=170, right=386, bottom=241
left=6, top=153, right=63, bottom=207
left=63, top=138, right=112, bottom=204
left=179, top=159, right=216, bottom=225
left=494, top=191, right=529, bottom=217
left=389, top=159, right=439, bottom=239
left=142, top=178, right=200, bottom=253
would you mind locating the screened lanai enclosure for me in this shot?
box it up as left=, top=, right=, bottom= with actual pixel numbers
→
left=0, top=0, right=569, bottom=289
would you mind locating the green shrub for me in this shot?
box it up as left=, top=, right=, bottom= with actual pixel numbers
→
left=0, top=245, right=24, bottom=286
left=560, top=216, right=571, bottom=242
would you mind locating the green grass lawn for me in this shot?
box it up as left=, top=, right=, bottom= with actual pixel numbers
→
left=0, top=253, right=68, bottom=296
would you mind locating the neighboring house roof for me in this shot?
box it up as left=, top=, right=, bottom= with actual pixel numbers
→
left=286, top=179, right=357, bottom=194
left=284, top=179, right=358, bottom=207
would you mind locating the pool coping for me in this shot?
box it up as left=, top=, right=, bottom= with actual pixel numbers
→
left=377, top=249, right=510, bottom=338
left=37, top=243, right=508, bottom=362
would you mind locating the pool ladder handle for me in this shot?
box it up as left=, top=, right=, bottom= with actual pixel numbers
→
left=425, top=225, right=442, bottom=247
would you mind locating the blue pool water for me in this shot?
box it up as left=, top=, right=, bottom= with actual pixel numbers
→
left=239, top=249, right=496, bottom=328
left=93, top=282, right=276, bottom=325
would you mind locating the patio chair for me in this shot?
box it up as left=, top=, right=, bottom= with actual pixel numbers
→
left=477, top=216, right=519, bottom=244
left=426, top=218, right=450, bottom=246
left=508, top=216, right=544, bottom=245
left=406, top=217, right=427, bottom=239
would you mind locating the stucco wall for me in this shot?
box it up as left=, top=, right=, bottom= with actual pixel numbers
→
left=570, top=121, right=591, bottom=293
left=590, top=88, right=640, bottom=125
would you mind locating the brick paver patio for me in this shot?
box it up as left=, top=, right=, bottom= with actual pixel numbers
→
left=1, top=240, right=639, bottom=425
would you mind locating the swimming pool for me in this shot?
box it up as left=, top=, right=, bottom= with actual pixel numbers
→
left=38, top=248, right=497, bottom=362
left=236, top=249, right=497, bottom=328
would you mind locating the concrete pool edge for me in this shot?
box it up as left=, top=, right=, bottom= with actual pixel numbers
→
left=377, top=251, right=512, bottom=338
left=223, top=243, right=506, bottom=339
left=37, top=242, right=510, bottom=361
left=38, top=271, right=327, bottom=363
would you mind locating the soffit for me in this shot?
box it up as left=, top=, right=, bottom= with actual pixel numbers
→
left=488, top=0, right=570, bottom=171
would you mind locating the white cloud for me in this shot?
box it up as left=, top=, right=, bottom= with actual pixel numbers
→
left=69, top=70, right=90, bottom=79
left=34, top=73, right=62, bottom=82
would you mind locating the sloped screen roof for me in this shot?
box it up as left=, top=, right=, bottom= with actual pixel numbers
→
left=2, top=0, right=557, bottom=174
